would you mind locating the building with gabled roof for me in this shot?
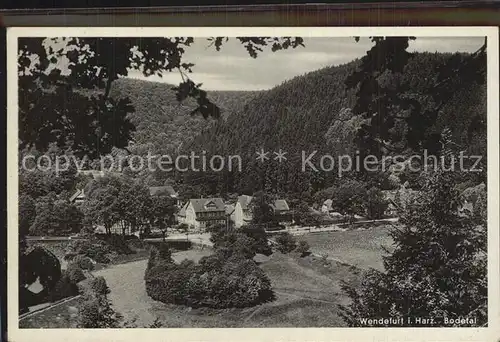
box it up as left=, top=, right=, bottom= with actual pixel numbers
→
left=177, top=198, right=227, bottom=231
left=232, top=195, right=291, bottom=228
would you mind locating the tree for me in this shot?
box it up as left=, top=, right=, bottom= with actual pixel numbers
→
left=29, top=192, right=58, bottom=236
left=53, top=199, right=84, bottom=234
left=330, top=180, right=366, bottom=223
left=250, top=191, right=275, bottom=225
left=346, top=36, right=486, bottom=159
left=295, top=240, right=311, bottom=257
left=82, top=175, right=124, bottom=235
left=210, top=230, right=257, bottom=260
left=148, top=195, right=178, bottom=241
left=339, top=170, right=487, bottom=326
left=146, top=242, right=173, bottom=273
left=240, top=224, right=272, bottom=256
left=275, top=232, right=297, bottom=254
left=363, top=187, right=389, bottom=219
left=19, top=37, right=304, bottom=158
left=115, top=179, right=152, bottom=236
left=19, top=194, right=36, bottom=237
left=293, top=201, right=319, bottom=227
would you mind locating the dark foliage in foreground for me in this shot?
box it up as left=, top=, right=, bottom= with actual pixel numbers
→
left=338, top=170, right=487, bottom=327
left=46, top=270, right=80, bottom=303
left=77, top=276, right=122, bottom=328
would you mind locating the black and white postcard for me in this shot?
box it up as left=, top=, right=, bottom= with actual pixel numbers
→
left=6, top=26, right=500, bottom=342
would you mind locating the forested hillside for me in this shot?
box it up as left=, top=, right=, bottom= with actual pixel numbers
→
left=177, top=52, right=486, bottom=197
left=109, top=78, right=260, bottom=156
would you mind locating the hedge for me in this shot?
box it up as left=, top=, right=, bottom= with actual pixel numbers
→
left=145, top=253, right=273, bottom=308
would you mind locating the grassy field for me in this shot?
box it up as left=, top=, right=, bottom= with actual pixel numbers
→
left=20, top=248, right=363, bottom=328
left=127, top=253, right=363, bottom=328
left=300, top=225, right=395, bottom=271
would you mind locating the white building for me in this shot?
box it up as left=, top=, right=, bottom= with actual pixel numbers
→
left=177, top=198, right=227, bottom=231
left=232, top=195, right=291, bottom=228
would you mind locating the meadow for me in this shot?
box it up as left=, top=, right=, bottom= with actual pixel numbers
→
left=299, top=225, right=395, bottom=271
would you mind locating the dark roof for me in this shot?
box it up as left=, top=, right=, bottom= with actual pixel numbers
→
left=272, top=199, right=290, bottom=212
left=188, top=198, right=225, bottom=213
left=149, top=185, right=177, bottom=197
left=237, top=195, right=290, bottom=212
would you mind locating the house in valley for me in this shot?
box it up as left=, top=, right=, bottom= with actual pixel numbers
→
left=232, top=195, right=254, bottom=228
left=177, top=198, right=227, bottom=231
left=271, top=199, right=292, bottom=222
left=321, top=199, right=334, bottom=214
left=232, top=195, right=292, bottom=228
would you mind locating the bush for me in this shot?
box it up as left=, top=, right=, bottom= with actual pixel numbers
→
left=89, top=276, right=110, bottom=296
left=96, top=234, right=135, bottom=255
left=66, top=239, right=111, bottom=264
left=145, top=253, right=274, bottom=309
left=213, top=232, right=256, bottom=260
left=241, top=225, right=272, bottom=256
left=295, top=240, right=310, bottom=257
left=66, top=263, right=86, bottom=284
left=78, top=277, right=122, bottom=328
left=128, top=238, right=147, bottom=250
left=145, top=260, right=197, bottom=305
left=77, top=294, right=122, bottom=328
left=146, top=242, right=173, bottom=274
left=71, top=255, right=94, bottom=271
left=63, top=252, right=78, bottom=262
left=46, top=271, right=80, bottom=302
left=275, top=232, right=297, bottom=254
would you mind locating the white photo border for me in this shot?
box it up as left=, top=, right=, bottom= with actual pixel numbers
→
left=7, top=26, right=500, bottom=342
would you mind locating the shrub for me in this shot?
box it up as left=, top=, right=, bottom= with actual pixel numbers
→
left=128, top=238, right=147, bottom=250
left=78, top=277, right=122, bottom=328
left=77, top=294, right=122, bottom=328
left=71, top=255, right=94, bottom=271
left=146, top=242, right=173, bottom=274
left=295, top=240, right=310, bottom=257
left=63, top=252, right=77, bottom=261
left=145, top=253, right=274, bottom=309
left=89, top=276, right=110, bottom=296
left=66, top=262, right=86, bottom=284
left=207, top=223, right=231, bottom=245
left=66, top=239, right=111, bottom=264
left=275, top=232, right=297, bottom=254
left=145, top=260, right=197, bottom=305
left=240, top=225, right=272, bottom=256
left=79, top=226, right=94, bottom=237
left=96, top=234, right=135, bottom=255
left=46, top=271, right=80, bottom=302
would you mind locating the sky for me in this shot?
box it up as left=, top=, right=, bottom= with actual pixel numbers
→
left=125, top=37, right=485, bottom=91
left=33, top=36, right=485, bottom=91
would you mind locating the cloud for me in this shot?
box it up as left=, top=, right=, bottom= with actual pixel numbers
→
left=128, top=36, right=484, bottom=91
left=36, top=36, right=482, bottom=91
